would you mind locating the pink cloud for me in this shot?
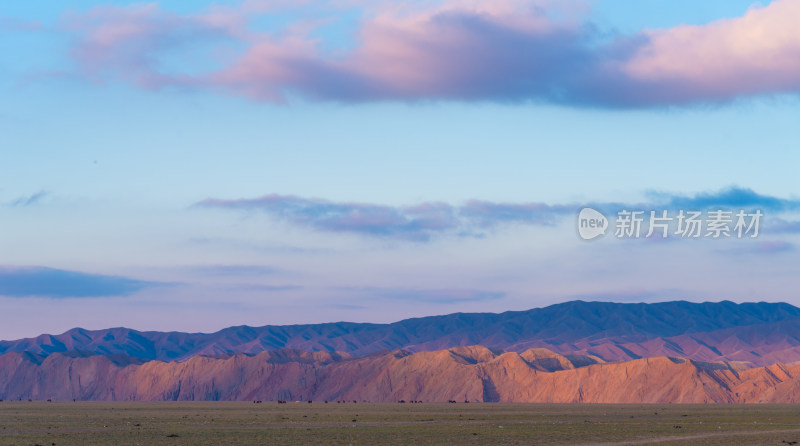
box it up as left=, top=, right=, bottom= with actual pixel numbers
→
left=63, top=3, right=243, bottom=89
left=211, top=0, right=591, bottom=101
left=196, top=194, right=578, bottom=240
left=622, top=0, right=800, bottom=104
left=196, top=194, right=461, bottom=241
left=197, top=187, right=800, bottom=240
left=55, top=0, right=800, bottom=106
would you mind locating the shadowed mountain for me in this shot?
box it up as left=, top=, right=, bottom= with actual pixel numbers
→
left=2, top=346, right=800, bottom=403
left=3, top=301, right=800, bottom=366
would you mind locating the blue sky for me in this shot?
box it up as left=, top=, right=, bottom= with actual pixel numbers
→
left=2, top=0, right=800, bottom=339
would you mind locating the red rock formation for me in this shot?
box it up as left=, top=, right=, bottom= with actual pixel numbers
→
left=3, top=346, right=800, bottom=403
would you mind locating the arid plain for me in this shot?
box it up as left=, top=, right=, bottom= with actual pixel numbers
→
left=2, top=402, right=800, bottom=445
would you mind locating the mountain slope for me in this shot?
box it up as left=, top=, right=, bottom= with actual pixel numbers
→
left=2, top=301, right=800, bottom=365
left=2, top=346, right=800, bottom=403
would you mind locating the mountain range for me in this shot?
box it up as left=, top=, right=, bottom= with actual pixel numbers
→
left=3, top=300, right=800, bottom=365
left=2, top=346, right=800, bottom=403
left=3, top=300, right=800, bottom=402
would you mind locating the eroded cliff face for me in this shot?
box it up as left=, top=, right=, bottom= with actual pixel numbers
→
left=2, top=346, right=800, bottom=403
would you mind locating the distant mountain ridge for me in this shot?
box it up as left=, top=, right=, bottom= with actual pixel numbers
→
left=3, top=300, right=800, bottom=366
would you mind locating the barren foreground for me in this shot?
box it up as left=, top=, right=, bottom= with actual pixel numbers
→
left=1, top=402, right=800, bottom=445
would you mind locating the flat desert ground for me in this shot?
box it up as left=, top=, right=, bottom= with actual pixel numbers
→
left=2, top=402, right=800, bottom=445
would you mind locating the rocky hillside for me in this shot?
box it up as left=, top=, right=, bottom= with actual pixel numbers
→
left=1, top=346, right=799, bottom=403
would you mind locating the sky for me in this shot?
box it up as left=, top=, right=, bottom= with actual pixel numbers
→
left=2, top=0, right=800, bottom=339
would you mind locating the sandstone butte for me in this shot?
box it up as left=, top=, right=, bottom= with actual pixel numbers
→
left=2, top=345, right=800, bottom=403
